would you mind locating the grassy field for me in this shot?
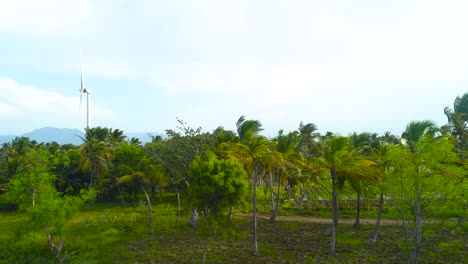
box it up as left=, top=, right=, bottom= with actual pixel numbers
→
left=0, top=194, right=466, bottom=264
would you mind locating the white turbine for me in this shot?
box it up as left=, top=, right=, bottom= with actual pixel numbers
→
left=79, top=53, right=91, bottom=129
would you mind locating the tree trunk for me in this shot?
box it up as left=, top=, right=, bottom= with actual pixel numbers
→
left=187, top=207, right=199, bottom=227
left=228, top=206, right=234, bottom=221
left=43, top=226, right=64, bottom=263
left=329, top=167, right=338, bottom=257
left=368, top=190, right=384, bottom=244
left=353, top=189, right=361, bottom=230
left=176, top=188, right=181, bottom=222
left=32, top=188, right=36, bottom=207
left=269, top=172, right=275, bottom=210
left=151, top=185, right=156, bottom=201
left=252, top=164, right=259, bottom=256
left=142, top=188, right=154, bottom=235
left=269, top=174, right=282, bottom=223
left=117, top=183, right=126, bottom=204
left=409, top=197, right=422, bottom=264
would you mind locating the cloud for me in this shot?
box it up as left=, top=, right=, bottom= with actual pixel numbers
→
left=0, top=77, right=117, bottom=133
left=0, top=0, right=93, bottom=38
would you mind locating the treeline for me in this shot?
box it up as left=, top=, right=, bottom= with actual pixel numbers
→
left=0, top=93, right=466, bottom=264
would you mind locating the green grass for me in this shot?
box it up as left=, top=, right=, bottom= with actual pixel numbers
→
left=0, top=195, right=466, bottom=264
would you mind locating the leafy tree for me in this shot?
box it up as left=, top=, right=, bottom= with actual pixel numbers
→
left=368, top=142, right=394, bottom=244
left=443, top=92, right=467, bottom=227
left=189, top=151, right=248, bottom=218
left=188, top=151, right=248, bottom=263
left=145, top=119, right=215, bottom=224
left=391, top=121, right=464, bottom=264
left=3, top=145, right=93, bottom=262
left=6, top=148, right=55, bottom=209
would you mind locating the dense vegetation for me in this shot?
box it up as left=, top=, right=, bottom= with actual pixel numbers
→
left=0, top=93, right=466, bottom=264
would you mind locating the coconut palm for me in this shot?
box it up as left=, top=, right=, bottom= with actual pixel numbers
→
left=118, top=157, right=167, bottom=235
left=310, top=136, right=378, bottom=257
left=227, top=115, right=272, bottom=256
left=401, top=120, right=438, bottom=151
left=368, top=142, right=393, bottom=244
left=444, top=92, right=468, bottom=159
left=80, top=138, right=111, bottom=190
left=349, top=132, right=380, bottom=229
left=269, top=130, right=304, bottom=223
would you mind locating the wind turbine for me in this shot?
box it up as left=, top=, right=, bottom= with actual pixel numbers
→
left=80, top=55, right=91, bottom=129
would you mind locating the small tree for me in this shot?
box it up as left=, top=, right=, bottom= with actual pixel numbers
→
left=389, top=131, right=464, bottom=264
left=188, top=151, right=248, bottom=263
left=5, top=147, right=93, bottom=263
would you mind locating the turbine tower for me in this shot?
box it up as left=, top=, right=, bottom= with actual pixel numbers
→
left=80, top=60, right=91, bottom=129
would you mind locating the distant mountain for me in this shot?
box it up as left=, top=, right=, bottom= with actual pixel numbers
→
left=0, top=135, right=16, bottom=145
left=0, top=127, right=162, bottom=145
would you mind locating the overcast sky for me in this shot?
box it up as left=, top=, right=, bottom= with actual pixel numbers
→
left=0, top=0, right=466, bottom=137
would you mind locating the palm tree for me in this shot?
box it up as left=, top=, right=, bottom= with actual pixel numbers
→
left=109, top=128, right=126, bottom=156
left=310, top=136, right=378, bottom=257
left=368, top=142, right=393, bottom=244
left=236, top=115, right=263, bottom=142
left=349, top=132, right=380, bottom=229
left=80, top=138, right=111, bottom=190
left=296, top=122, right=319, bottom=159
left=401, top=120, right=438, bottom=151
left=444, top=93, right=467, bottom=228
left=118, top=157, right=167, bottom=235
left=269, top=130, right=303, bottom=223
left=229, top=115, right=271, bottom=256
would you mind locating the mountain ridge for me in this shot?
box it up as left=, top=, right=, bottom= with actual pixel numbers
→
left=0, top=127, right=161, bottom=145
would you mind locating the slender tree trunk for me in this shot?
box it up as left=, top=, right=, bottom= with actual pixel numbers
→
left=187, top=207, right=199, bottom=227
left=142, top=188, right=154, bottom=235
left=151, top=185, right=156, bottom=201
left=269, top=172, right=275, bottom=210
left=329, top=167, right=338, bottom=257
left=43, top=226, right=64, bottom=263
left=117, top=183, right=126, bottom=204
left=368, top=190, right=384, bottom=244
left=32, top=189, right=36, bottom=207
left=176, top=188, right=181, bottom=222
left=269, top=174, right=283, bottom=223
left=228, top=206, right=234, bottom=221
left=252, top=164, right=259, bottom=256
left=457, top=191, right=465, bottom=228
left=353, top=189, right=361, bottom=230
left=410, top=196, right=422, bottom=264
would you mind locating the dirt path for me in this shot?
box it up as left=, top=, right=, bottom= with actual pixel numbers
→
left=239, top=213, right=402, bottom=225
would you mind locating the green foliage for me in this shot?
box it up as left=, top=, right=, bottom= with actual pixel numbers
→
left=189, top=151, right=248, bottom=215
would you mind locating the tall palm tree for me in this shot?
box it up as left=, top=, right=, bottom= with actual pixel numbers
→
left=118, top=157, right=167, bottom=235
left=401, top=120, right=438, bottom=151
left=80, top=138, right=111, bottom=190
left=236, top=115, right=263, bottom=142
left=310, top=136, right=378, bottom=257
left=349, top=132, right=380, bottom=229
left=296, top=122, right=319, bottom=159
left=230, top=115, right=271, bottom=256
left=269, top=130, right=303, bottom=223
left=368, top=142, right=393, bottom=244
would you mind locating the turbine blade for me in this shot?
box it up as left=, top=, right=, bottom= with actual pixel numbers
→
left=80, top=50, right=84, bottom=110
